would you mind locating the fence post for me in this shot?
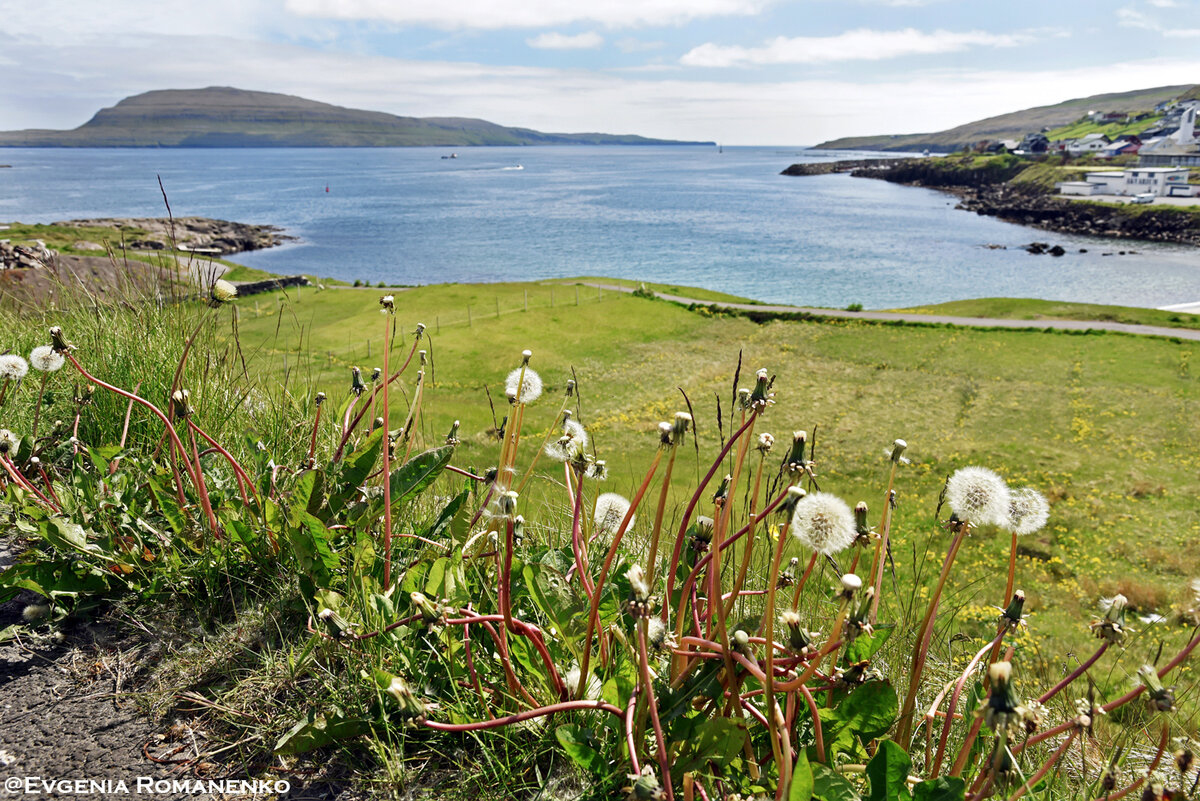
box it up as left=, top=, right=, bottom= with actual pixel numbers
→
left=575, top=286, right=580, bottom=305
left=524, top=289, right=528, bottom=312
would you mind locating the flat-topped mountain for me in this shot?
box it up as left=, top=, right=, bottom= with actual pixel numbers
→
left=0, top=87, right=713, bottom=148
left=815, top=84, right=1199, bottom=153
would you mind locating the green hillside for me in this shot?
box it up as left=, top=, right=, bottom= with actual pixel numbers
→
left=815, top=84, right=1193, bottom=152
left=0, top=87, right=713, bottom=148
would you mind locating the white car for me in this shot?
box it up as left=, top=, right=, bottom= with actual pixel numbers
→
left=1131, top=193, right=1155, bottom=204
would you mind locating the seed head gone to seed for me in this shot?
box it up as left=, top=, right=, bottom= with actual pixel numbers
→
left=29, top=346, right=64, bottom=373
left=1005, top=487, right=1050, bottom=536
left=545, top=418, right=587, bottom=462
left=945, top=466, right=1011, bottom=526
left=594, top=493, right=633, bottom=536
left=505, top=367, right=542, bottom=404
left=790, top=492, right=856, bottom=556
left=0, top=355, right=29, bottom=381
left=0, top=429, right=17, bottom=455
left=209, top=279, right=238, bottom=306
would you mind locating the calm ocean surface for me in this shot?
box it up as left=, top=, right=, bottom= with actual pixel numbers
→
left=3, top=145, right=1199, bottom=309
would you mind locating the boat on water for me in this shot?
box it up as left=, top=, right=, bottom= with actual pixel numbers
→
left=440, top=153, right=458, bottom=159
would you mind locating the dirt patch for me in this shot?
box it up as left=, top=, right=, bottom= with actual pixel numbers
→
left=0, top=254, right=190, bottom=311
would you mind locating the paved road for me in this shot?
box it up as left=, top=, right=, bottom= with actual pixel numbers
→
left=582, top=283, right=1200, bottom=342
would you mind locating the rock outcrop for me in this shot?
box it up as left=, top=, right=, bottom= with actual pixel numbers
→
left=55, top=217, right=292, bottom=255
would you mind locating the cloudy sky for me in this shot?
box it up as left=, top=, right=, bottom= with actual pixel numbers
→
left=1, top=0, right=1198, bottom=144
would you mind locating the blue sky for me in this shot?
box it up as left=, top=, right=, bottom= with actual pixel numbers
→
left=1, top=0, right=1198, bottom=144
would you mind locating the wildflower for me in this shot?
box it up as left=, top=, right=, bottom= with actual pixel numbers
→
left=982, top=662, right=1028, bottom=738
left=28, top=346, right=64, bottom=373
left=1024, top=699, right=1047, bottom=734
left=585, top=458, right=607, bottom=481
left=379, top=672, right=427, bottom=727
left=22, top=603, right=49, bottom=622
left=545, top=418, right=588, bottom=462
left=838, top=572, right=863, bottom=601
left=626, top=565, right=654, bottom=617
left=853, top=501, right=874, bottom=546
left=748, top=368, right=774, bottom=408
left=945, top=466, right=1010, bottom=526
left=785, top=431, right=808, bottom=476
left=565, top=666, right=602, bottom=700
left=712, top=474, right=731, bottom=507
left=624, top=766, right=666, bottom=801
left=1091, top=594, right=1131, bottom=644
left=594, top=492, right=633, bottom=536
left=732, top=629, right=752, bottom=655
left=445, top=420, right=460, bottom=446
left=169, top=389, right=192, bottom=419
left=781, top=609, right=817, bottom=656
left=415, top=323, right=426, bottom=339
left=0, top=429, right=17, bottom=455
left=314, top=392, right=327, bottom=406
left=209, top=278, right=238, bottom=306
left=886, top=438, right=910, bottom=464
left=657, top=421, right=672, bottom=444
left=1004, top=487, right=1049, bottom=535
left=48, top=326, right=74, bottom=354
left=647, top=618, right=676, bottom=651
left=998, top=590, right=1027, bottom=631
left=756, top=432, right=775, bottom=453
left=0, top=355, right=28, bottom=381
left=1138, top=665, right=1176, bottom=713
left=371, top=367, right=381, bottom=383
left=790, top=492, right=856, bottom=556
left=379, top=295, right=395, bottom=312
left=505, top=366, right=542, bottom=404
left=671, top=411, right=690, bottom=445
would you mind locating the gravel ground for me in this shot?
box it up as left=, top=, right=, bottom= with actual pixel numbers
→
left=0, top=537, right=350, bottom=800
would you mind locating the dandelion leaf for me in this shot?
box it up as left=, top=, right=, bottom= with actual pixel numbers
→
left=387, top=445, right=454, bottom=509
left=911, top=778, right=965, bottom=801
left=790, top=748, right=814, bottom=801
left=866, top=740, right=912, bottom=801
left=844, top=624, right=895, bottom=664
left=555, top=724, right=606, bottom=775
left=674, top=717, right=748, bottom=775
left=812, top=764, right=859, bottom=801
left=274, top=708, right=372, bottom=754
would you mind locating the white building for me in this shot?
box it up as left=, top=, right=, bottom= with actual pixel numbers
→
left=1058, top=167, right=1196, bottom=197
left=1067, top=133, right=1110, bottom=156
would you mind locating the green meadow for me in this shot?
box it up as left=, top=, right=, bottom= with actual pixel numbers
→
left=230, top=279, right=1200, bottom=687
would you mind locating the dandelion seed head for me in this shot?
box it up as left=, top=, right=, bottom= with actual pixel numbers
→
left=841, top=573, right=862, bottom=593
left=945, top=466, right=1010, bottom=526
left=790, top=492, right=856, bottom=556
left=1005, top=487, right=1049, bottom=536
left=0, top=355, right=29, bottom=381
left=209, top=278, right=238, bottom=305
left=0, top=429, right=17, bottom=455
left=757, top=433, right=775, bottom=452
left=565, top=666, right=602, bottom=700
left=22, top=603, right=49, bottom=622
left=505, top=367, right=542, bottom=404
left=545, top=418, right=587, bottom=461
left=594, top=493, right=633, bottom=536
left=29, top=346, right=64, bottom=373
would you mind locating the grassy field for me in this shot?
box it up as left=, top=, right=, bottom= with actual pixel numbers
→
left=227, top=280, right=1200, bottom=687
left=893, top=297, right=1200, bottom=330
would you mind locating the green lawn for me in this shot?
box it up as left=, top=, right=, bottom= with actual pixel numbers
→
left=225, top=280, right=1200, bottom=681
left=893, top=297, right=1200, bottom=330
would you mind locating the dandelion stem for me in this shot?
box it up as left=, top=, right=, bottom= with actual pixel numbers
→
left=1037, top=641, right=1109, bottom=705
left=896, top=522, right=968, bottom=749
left=868, top=463, right=899, bottom=624
left=30, top=373, right=48, bottom=443
left=577, top=447, right=661, bottom=694
left=931, top=627, right=1006, bottom=778
left=637, top=618, right=675, bottom=801
left=332, top=335, right=420, bottom=462
left=662, top=412, right=758, bottom=626
left=1005, top=729, right=1077, bottom=801
left=423, top=699, right=621, bottom=732
left=381, top=313, right=394, bottom=590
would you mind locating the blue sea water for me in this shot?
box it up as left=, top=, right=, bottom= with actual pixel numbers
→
left=3, top=145, right=1199, bottom=309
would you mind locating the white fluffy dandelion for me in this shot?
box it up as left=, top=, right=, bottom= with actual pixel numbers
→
left=29, top=345, right=64, bottom=373
left=565, top=666, right=603, bottom=700
left=0, top=429, right=17, bottom=455
left=594, top=492, right=633, bottom=536
left=1005, top=487, right=1049, bottom=536
left=210, top=278, right=238, bottom=304
left=790, top=492, right=856, bottom=556
left=0, top=355, right=29, bottom=381
left=945, top=466, right=1010, bottom=526
left=505, top=366, right=542, bottom=403
left=545, top=418, right=587, bottom=461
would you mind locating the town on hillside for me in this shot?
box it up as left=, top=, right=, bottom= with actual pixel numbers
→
left=968, top=97, right=1200, bottom=202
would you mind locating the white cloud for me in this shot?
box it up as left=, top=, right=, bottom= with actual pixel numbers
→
left=283, top=0, right=772, bottom=29
left=1147, top=0, right=1181, bottom=7
left=527, top=31, right=604, bottom=49
left=680, top=28, right=1034, bottom=67
left=1118, top=5, right=1200, bottom=36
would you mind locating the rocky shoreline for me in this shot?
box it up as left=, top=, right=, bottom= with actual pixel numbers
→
left=52, top=216, right=293, bottom=256
left=782, top=158, right=1200, bottom=247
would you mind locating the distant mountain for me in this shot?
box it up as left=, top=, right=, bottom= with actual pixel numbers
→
left=0, top=87, right=713, bottom=148
left=814, top=85, right=1198, bottom=153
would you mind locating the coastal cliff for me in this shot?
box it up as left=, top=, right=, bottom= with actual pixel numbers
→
left=783, top=157, right=1200, bottom=246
